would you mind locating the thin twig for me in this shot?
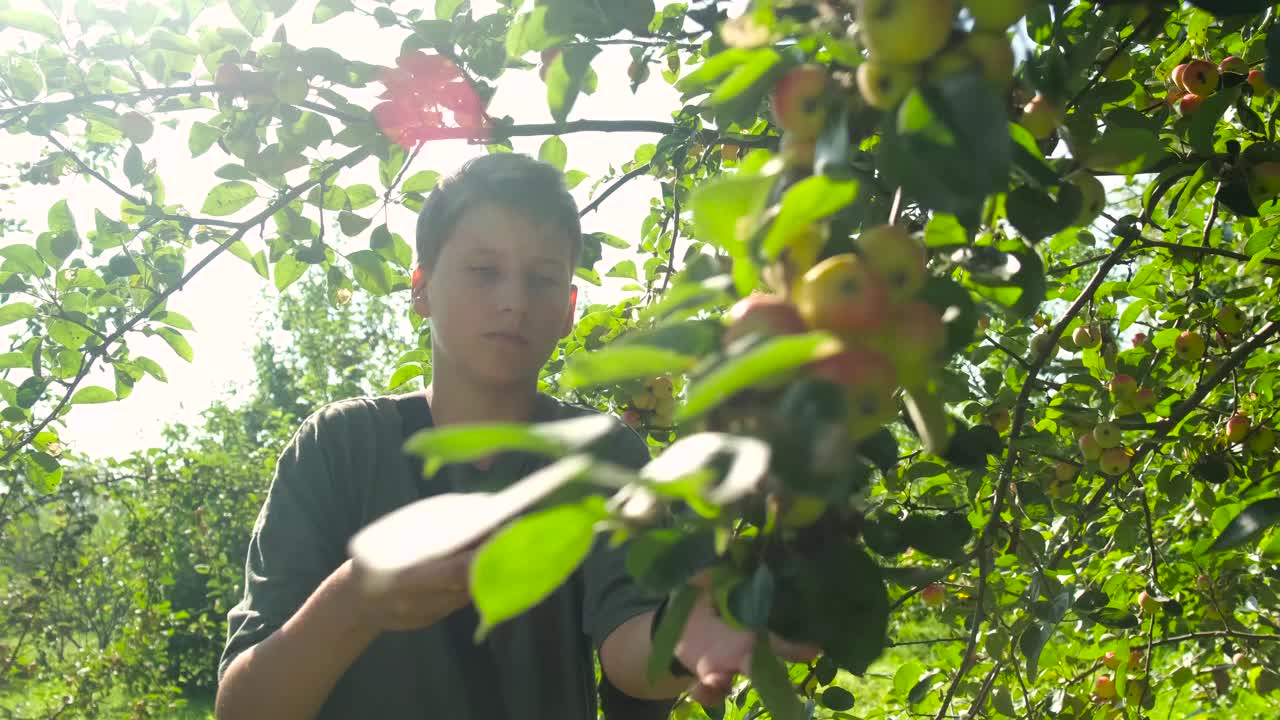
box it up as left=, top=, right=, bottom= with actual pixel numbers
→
left=1067, top=12, right=1157, bottom=112
left=580, top=162, right=652, bottom=216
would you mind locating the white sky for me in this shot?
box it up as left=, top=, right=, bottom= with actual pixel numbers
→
left=1, top=0, right=700, bottom=459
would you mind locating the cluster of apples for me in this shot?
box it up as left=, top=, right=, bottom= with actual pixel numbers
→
left=722, top=224, right=943, bottom=444
left=1076, top=420, right=1132, bottom=476
left=851, top=0, right=1023, bottom=112
left=1169, top=55, right=1270, bottom=117
left=1091, top=646, right=1149, bottom=707
left=1224, top=412, right=1274, bottom=455
left=622, top=376, right=677, bottom=431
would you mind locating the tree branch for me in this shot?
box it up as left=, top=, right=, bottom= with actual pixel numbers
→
left=580, top=162, right=652, bottom=216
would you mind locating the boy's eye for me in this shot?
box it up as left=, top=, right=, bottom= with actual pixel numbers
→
left=469, top=266, right=498, bottom=276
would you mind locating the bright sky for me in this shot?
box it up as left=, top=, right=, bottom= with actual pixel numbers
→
left=0, top=0, right=702, bottom=459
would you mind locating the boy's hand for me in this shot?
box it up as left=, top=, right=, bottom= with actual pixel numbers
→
left=344, top=548, right=477, bottom=634
left=672, top=574, right=821, bottom=706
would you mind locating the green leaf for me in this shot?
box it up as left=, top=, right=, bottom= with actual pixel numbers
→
left=1207, top=498, right=1280, bottom=553
left=0, top=302, right=38, bottom=327
left=0, top=10, right=60, bottom=38
left=506, top=6, right=566, bottom=57
left=8, top=57, right=44, bottom=100
left=135, top=356, right=167, bottom=382
left=539, top=136, right=568, bottom=170
left=1187, top=87, right=1240, bottom=155
left=559, top=346, right=696, bottom=390
left=647, top=583, right=699, bottom=684
left=201, top=181, right=257, bottom=216
left=761, top=176, right=858, bottom=258
left=274, top=253, right=307, bottom=291
left=821, top=687, right=855, bottom=711
left=472, top=497, right=608, bottom=635
left=749, top=640, right=805, bottom=720
left=676, top=49, right=757, bottom=93
left=189, top=122, right=221, bottom=158
left=346, top=184, right=377, bottom=210
left=0, top=244, right=48, bottom=276
left=156, top=327, right=193, bottom=362
left=436, top=0, right=465, bottom=19
left=151, top=311, right=194, bottom=331
left=387, top=363, right=424, bottom=390
left=0, top=352, right=30, bottom=369
left=680, top=332, right=843, bottom=421
left=71, top=386, right=116, bottom=404
left=546, top=45, right=601, bottom=123
left=402, top=170, right=440, bottom=194
left=47, top=318, right=91, bottom=350
left=404, top=414, right=617, bottom=477
left=709, top=49, right=781, bottom=106
left=312, top=0, right=353, bottom=22
left=229, top=0, right=267, bottom=33
left=348, top=249, right=395, bottom=296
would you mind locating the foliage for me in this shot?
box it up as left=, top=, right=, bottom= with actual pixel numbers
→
left=4, top=0, right=1280, bottom=719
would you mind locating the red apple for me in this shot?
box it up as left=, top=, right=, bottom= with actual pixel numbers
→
left=1137, top=590, right=1159, bottom=614
left=1133, top=388, right=1157, bottom=411
left=921, top=583, right=945, bottom=607
left=1174, top=330, right=1206, bottom=362
left=793, top=253, right=891, bottom=337
left=1177, top=93, right=1205, bottom=117
left=1180, top=60, right=1220, bottom=95
left=1170, top=63, right=1190, bottom=89
left=722, top=293, right=808, bottom=349
left=1095, top=675, right=1117, bottom=700
left=1130, top=332, right=1147, bottom=348
left=771, top=64, right=829, bottom=140
left=1225, top=413, right=1251, bottom=444
left=1100, top=447, right=1132, bottom=475
left=1108, top=374, right=1137, bottom=401
left=1220, top=56, right=1248, bottom=75
left=1019, top=94, right=1062, bottom=140
left=1249, top=69, right=1272, bottom=95
left=1079, top=432, right=1102, bottom=461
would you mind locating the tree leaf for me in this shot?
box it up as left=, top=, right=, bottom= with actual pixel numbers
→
left=71, top=386, right=116, bottom=404
left=546, top=45, right=601, bottom=123
left=749, top=638, right=805, bottom=720
left=679, top=331, right=843, bottom=421
left=403, top=414, right=617, bottom=477
left=201, top=181, right=257, bottom=216
left=348, top=249, right=395, bottom=295
left=560, top=346, right=695, bottom=390
left=156, top=327, right=194, bottom=362
left=538, top=136, right=568, bottom=170
left=1207, top=497, right=1280, bottom=553
left=761, top=176, right=859, bottom=259
left=472, top=496, right=608, bottom=635
left=647, top=583, right=699, bottom=684
left=402, top=170, right=440, bottom=193
left=0, top=10, right=60, bottom=38
left=274, top=253, right=307, bottom=291
left=0, top=302, right=37, bottom=327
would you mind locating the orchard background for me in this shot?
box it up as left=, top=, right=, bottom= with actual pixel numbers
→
left=4, top=0, right=1280, bottom=718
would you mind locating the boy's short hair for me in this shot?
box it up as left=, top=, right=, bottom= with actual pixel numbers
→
left=414, top=153, right=583, bottom=272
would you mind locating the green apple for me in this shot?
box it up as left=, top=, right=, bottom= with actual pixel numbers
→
left=1073, top=325, right=1101, bottom=349
left=965, top=32, right=1016, bottom=87
left=875, top=301, right=946, bottom=389
left=1249, top=69, right=1272, bottom=95
left=771, top=64, right=830, bottom=140
left=1019, top=94, right=1062, bottom=140
left=1099, top=49, right=1133, bottom=80
left=854, top=224, right=928, bottom=301
left=921, top=582, right=945, bottom=607
left=1093, top=421, right=1122, bottom=449
left=1219, top=56, right=1248, bottom=75
left=1094, top=675, right=1117, bottom=700
left=856, top=0, right=957, bottom=65
left=1216, top=304, right=1246, bottom=334
left=1069, top=171, right=1107, bottom=227
left=1174, top=330, right=1206, bottom=362
left=965, top=0, right=1029, bottom=30
left=1225, top=413, right=1251, bottom=444
left=1099, top=447, right=1131, bottom=475
left=1108, top=374, right=1137, bottom=401
left=857, top=60, right=918, bottom=110
left=1079, top=431, right=1102, bottom=461
left=1247, top=426, right=1274, bottom=454
left=1030, top=333, right=1055, bottom=357
left=1176, top=93, right=1205, bottom=117
left=722, top=293, right=809, bottom=349
left=810, top=347, right=900, bottom=439
left=793, top=253, right=891, bottom=338
left=1180, top=60, right=1220, bottom=95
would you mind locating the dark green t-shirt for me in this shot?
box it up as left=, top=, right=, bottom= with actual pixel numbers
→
left=218, top=391, right=675, bottom=719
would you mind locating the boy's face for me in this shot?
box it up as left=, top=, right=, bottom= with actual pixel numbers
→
left=412, top=202, right=577, bottom=388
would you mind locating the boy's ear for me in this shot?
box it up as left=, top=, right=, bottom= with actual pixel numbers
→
left=411, top=266, right=431, bottom=319
left=560, top=284, right=578, bottom=337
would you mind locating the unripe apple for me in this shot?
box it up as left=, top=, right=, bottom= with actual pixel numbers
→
left=119, top=111, right=154, bottom=144
left=856, top=60, right=918, bottom=110
left=622, top=409, right=643, bottom=429
left=1130, top=332, right=1147, bottom=348
left=793, top=253, right=891, bottom=337
left=921, top=582, right=945, bottom=607
left=632, top=389, right=657, bottom=411
left=1073, top=325, right=1101, bottom=349
left=1069, top=171, right=1107, bottom=227
left=1079, top=431, right=1102, bottom=461
left=875, top=301, right=946, bottom=389
left=1233, top=651, right=1253, bottom=669
left=1100, top=49, right=1133, bottom=80
left=965, top=32, right=1016, bottom=87
left=1019, top=94, right=1062, bottom=140
left=653, top=394, right=676, bottom=427
left=1133, top=388, right=1157, bottom=411
left=1102, top=650, right=1122, bottom=670
left=1249, top=161, right=1280, bottom=204
left=811, top=348, right=899, bottom=439
left=720, top=143, right=740, bottom=163
left=1247, top=426, right=1274, bottom=454
left=985, top=406, right=1011, bottom=434
left=1177, top=93, right=1205, bottom=117
left=1219, top=56, right=1248, bottom=75
left=1030, top=333, right=1055, bottom=357
left=1092, top=422, right=1121, bottom=449
left=1174, top=330, right=1205, bottom=362
left=1179, top=60, right=1220, bottom=95
left=853, top=224, right=928, bottom=302
left=722, top=293, right=808, bottom=348
left=1108, top=374, right=1137, bottom=401
left=855, top=0, right=957, bottom=65
left=965, top=0, right=1030, bottom=30
left=771, top=64, right=830, bottom=140
left=1094, top=675, right=1117, bottom=700
left=1053, top=461, right=1078, bottom=484
left=1248, top=69, right=1272, bottom=95
left=1099, top=447, right=1131, bottom=475
left=628, top=60, right=649, bottom=83
left=1225, top=413, right=1251, bottom=444
left=1137, top=590, right=1159, bottom=614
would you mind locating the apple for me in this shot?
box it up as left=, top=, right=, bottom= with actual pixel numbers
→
left=1176, top=93, right=1204, bottom=117
left=1130, top=332, right=1147, bottom=348
left=1079, top=431, right=1102, bottom=461
left=1092, top=422, right=1121, bottom=449
left=721, top=143, right=740, bottom=163
left=781, top=134, right=816, bottom=169
left=856, top=0, right=957, bottom=65
left=628, top=60, right=649, bottom=83
left=926, top=45, right=977, bottom=85
left=722, top=293, right=808, bottom=348
left=1174, top=330, right=1206, bottom=362
left=1053, top=461, right=1078, bottom=484
left=1094, top=675, right=1116, bottom=700
left=119, top=111, right=153, bottom=144
left=335, top=287, right=353, bottom=305
left=1073, top=325, right=1101, bottom=349
left=1102, top=651, right=1122, bottom=670
left=985, top=407, right=1011, bottom=434
left=921, top=582, right=945, bottom=607
left=1133, top=388, right=1157, bottom=411
left=1099, top=447, right=1131, bottom=475
left=1019, top=94, right=1062, bottom=140
left=771, top=64, right=830, bottom=140
left=965, top=32, right=1016, bottom=86
left=1249, top=161, right=1280, bottom=203
left=622, top=409, right=643, bottom=429
left=856, top=60, right=918, bottom=110
left=1170, top=63, right=1190, bottom=89
left=1069, top=171, right=1107, bottom=227
left=215, top=62, right=242, bottom=89
left=1220, top=56, right=1249, bottom=75
left=1100, top=49, right=1133, bottom=81
left=1233, top=651, right=1253, bottom=670
left=1030, top=333, right=1055, bottom=357
left=793, top=253, right=891, bottom=337
left=854, top=224, right=928, bottom=301
left=1180, top=60, right=1220, bottom=95
left=1108, top=374, right=1137, bottom=401
left=1247, top=426, right=1274, bottom=454
left=810, top=348, right=899, bottom=438
left=1249, top=69, right=1272, bottom=95
left=875, top=301, right=946, bottom=389
left=631, top=389, right=657, bottom=411
left=966, top=0, right=1029, bottom=30
left=1225, top=413, right=1251, bottom=444
left=1137, top=590, right=1159, bottom=614
left=653, top=394, right=676, bottom=427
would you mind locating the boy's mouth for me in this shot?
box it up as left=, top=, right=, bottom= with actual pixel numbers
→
left=483, top=331, right=529, bottom=346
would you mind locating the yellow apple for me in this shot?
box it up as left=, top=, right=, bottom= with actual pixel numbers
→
left=966, top=0, right=1030, bottom=30
left=793, top=253, right=892, bottom=337
left=856, top=0, right=957, bottom=65
left=1019, top=94, right=1062, bottom=140
left=771, top=64, right=830, bottom=140
left=857, top=60, right=918, bottom=110
left=853, top=224, right=928, bottom=302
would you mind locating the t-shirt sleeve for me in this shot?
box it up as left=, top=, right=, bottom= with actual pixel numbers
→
left=580, top=423, right=663, bottom=651
left=218, top=405, right=351, bottom=683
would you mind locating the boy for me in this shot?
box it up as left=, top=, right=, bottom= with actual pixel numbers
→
left=214, top=153, right=816, bottom=719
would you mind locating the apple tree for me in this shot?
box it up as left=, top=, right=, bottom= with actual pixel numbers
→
left=4, top=0, right=1280, bottom=718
